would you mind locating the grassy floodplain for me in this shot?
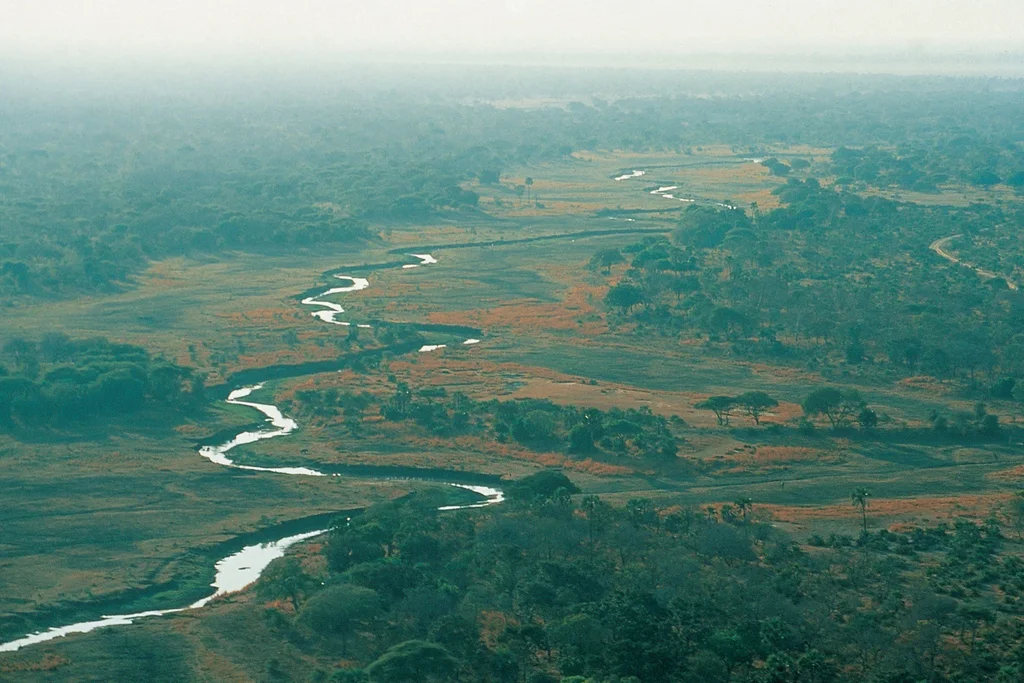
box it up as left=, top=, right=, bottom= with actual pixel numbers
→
left=2, top=69, right=1024, bottom=681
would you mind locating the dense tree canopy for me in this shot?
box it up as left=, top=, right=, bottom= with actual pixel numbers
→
left=0, top=334, right=204, bottom=429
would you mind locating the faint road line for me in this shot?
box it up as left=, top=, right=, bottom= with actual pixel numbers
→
left=929, top=234, right=1018, bottom=291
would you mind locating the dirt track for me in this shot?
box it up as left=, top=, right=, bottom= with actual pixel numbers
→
left=929, top=234, right=1018, bottom=291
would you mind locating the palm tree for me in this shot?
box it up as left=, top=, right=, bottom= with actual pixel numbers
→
left=851, top=487, right=870, bottom=534
left=706, top=506, right=718, bottom=522
left=734, top=497, right=753, bottom=523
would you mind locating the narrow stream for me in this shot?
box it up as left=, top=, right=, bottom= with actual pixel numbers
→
left=0, top=253, right=502, bottom=653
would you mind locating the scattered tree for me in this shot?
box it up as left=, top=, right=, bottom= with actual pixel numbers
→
left=696, top=396, right=738, bottom=426
left=851, top=488, right=870, bottom=534
left=735, top=391, right=778, bottom=425
left=803, top=388, right=865, bottom=429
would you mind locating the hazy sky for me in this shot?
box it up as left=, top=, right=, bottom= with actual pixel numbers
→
left=1, top=0, right=1022, bottom=60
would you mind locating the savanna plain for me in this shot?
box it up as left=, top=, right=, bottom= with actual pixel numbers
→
left=2, top=67, right=1024, bottom=682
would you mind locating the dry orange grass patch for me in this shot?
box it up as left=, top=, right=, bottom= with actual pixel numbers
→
left=766, top=402, right=805, bottom=423
left=681, top=164, right=773, bottom=184
left=427, top=288, right=607, bottom=335
left=735, top=189, right=782, bottom=211
left=762, top=493, right=1011, bottom=526
left=140, top=258, right=191, bottom=290
left=0, top=654, right=70, bottom=674
left=511, top=378, right=706, bottom=422
left=741, top=446, right=830, bottom=465
left=574, top=459, right=636, bottom=476
left=987, top=465, right=1024, bottom=483
left=234, top=346, right=340, bottom=372
left=898, top=375, right=954, bottom=395
left=746, top=362, right=825, bottom=384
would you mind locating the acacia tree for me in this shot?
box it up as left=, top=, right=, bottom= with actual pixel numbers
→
left=696, top=396, right=737, bottom=426
left=735, top=391, right=778, bottom=425
left=802, top=388, right=864, bottom=429
left=851, top=487, right=870, bottom=534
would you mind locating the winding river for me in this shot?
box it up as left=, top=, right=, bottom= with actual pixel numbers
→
left=0, top=253, right=503, bottom=653
left=2, top=174, right=696, bottom=654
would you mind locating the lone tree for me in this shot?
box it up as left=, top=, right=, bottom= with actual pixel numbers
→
left=590, top=248, right=625, bottom=275
left=525, top=176, right=534, bottom=201
left=736, top=391, right=778, bottom=425
left=802, top=388, right=865, bottom=429
left=851, top=487, right=870, bottom=534
left=605, top=281, right=645, bottom=313
left=696, top=396, right=737, bottom=426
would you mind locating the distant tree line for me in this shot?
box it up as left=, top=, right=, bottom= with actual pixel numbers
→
left=2, top=75, right=1021, bottom=299
left=829, top=139, right=1024, bottom=193
left=598, top=182, right=1024, bottom=393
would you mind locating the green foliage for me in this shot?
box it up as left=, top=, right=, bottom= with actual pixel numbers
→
left=589, top=249, right=625, bottom=275
left=674, top=205, right=753, bottom=249
left=695, top=396, right=737, bottom=426
left=830, top=140, right=1022, bottom=192
left=762, top=157, right=791, bottom=176
left=366, top=640, right=459, bottom=683
left=735, top=391, right=779, bottom=426
left=509, top=470, right=581, bottom=503
left=605, top=281, right=645, bottom=313
left=802, top=388, right=865, bottom=429
left=0, top=335, right=204, bottom=429
left=298, top=490, right=1024, bottom=683
left=323, top=382, right=683, bottom=462
left=594, top=178, right=1024, bottom=392
left=300, top=584, right=380, bottom=654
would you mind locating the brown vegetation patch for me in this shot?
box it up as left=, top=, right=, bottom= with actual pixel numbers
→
left=987, top=465, right=1024, bottom=483
left=233, top=345, right=348, bottom=372
left=0, top=654, right=70, bottom=673
left=681, top=164, right=772, bottom=184
left=220, top=307, right=305, bottom=328
left=383, top=225, right=478, bottom=246
left=734, top=189, right=782, bottom=211
left=741, top=445, right=831, bottom=465
left=762, top=493, right=1011, bottom=526
left=898, top=375, right=954, bottom=395
left=426, top=286, right=608, bottom=335
left=510, top=378, right=696, bottom=421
